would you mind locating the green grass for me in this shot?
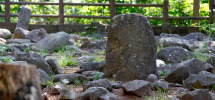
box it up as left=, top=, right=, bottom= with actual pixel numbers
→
left=157, top=45, right=163, bottom=53
left=144, top=91, right=169, bottom=100
left=57, top=53, right=78, bottom=68
left=93, top=55, right=105, bottom=62
left=38, top=49, right=49, bottom=57
left=41, top=74, right=55, bottom=87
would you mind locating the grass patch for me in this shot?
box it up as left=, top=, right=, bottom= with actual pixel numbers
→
left=157, top=45, right=163, bottom=53
left=93, top=55, right=105, bottom=62
left=144, top=91, right=169, bottom=100
left=194, top=51, right=210, bottom=62
left=57, top=53, right=78, bottom=68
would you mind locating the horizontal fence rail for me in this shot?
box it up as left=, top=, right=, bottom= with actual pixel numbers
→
left=0, top=0, right=214, bottom=25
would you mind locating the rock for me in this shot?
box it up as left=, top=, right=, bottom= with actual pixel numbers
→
left=69, top=34, right=80, bottom=42
left=76, top=56, right=94, bottom=63
left=59, top=88, right=76, bottom=100
left=46, top=57, right=62, bottom=74
left=13, top=27, right=30, bottom=39
left=98, top=92, right=118, bottom=100
left=160, top=33, right=181, bottom=38
left=178, top=89, right=215, bottom=100
left=80, top=39, right=107, bottom=50
left=25, top=28, right=47, bottom=43
left=0, top=28, right=11, bottom=39
left=156, top=59, right=166, bottom=67
left=170, top=97, right=180, bottom=100
left=203, top=63, right=213, bottom=73
left=32, top=32, right=72, bottom=51
left=76, top=87, right=111, bottom=100
left=151, top=80, right=169, bottom=92
left=122, top=80, right=151, bottom=96
left=194, top=41, right=215, bottom=53
left=111, top=81, right=123, bottom=89
left=83, top=79, right=112, bottom=91
left=174, top=88, right=189, bottom=98
left=146, top=74, right=158, bottom=83
left=66, top=45, right=82, bottom=52
left=98, top=60, right=106, bottom=72
left=183, top=32, right=212, bottom=41
left=0, top=38, right=6, bottom=44
left=16, top=6, right=31, bottom=30
left=53, top=73, right=88, bottom=84
left=50, top=83, right=67, bottom=94
left=185, top=71, right=215, bottom=89
left=77, top=62, right=100, bottom=73
left=157, top=46, right=195, bottom=63
left=158, top=37, right=195, bottom=51
left=7, top=39, right=31, bottom=44
left=7, top=43, right=34, bottom=52
left=37, top=69, right=51, bottom=85
left=164, top=58, right=206, bottom=84
left=82, top=71, right=104, bottom=81
left=104, top=14, right=157, bottom=81
left=206, top=54, right=215, bottom=66
left=13, top=61, right=27, bottom=64
left=16, top=52, right=53, bottom=74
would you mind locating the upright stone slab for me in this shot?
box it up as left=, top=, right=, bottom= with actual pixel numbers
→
left=15, top=6, right=31, bottom=30
left=104, top=14, right=157, bottom=81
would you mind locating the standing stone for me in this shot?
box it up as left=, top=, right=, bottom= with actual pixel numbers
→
left=0, top=63, right=42, bottom=100
left=15, top=6, right=31, bottom=30
left=104, top=14, right=157, bottom=81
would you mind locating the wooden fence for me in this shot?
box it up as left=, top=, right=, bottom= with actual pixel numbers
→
left=0, top=0, right=214, bottom=25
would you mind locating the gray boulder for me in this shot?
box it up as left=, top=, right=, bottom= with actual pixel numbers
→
left=16, top=52, right=53, bottom=74
left=160, top=33, right=181, bottom=38
left=111, top=81, right=123, bottom=89
left=76, top=56, right=94, bottom=63
left=25, top=28, right=47, bottom=43
left=104, top=14, right=157, bottom=81
left=53, top=73, right=88, bottom=84
left=16, top=6, right=31, bottom=30
left=158, top=37, right=195, bottom=51
left=185, top=71, right=215, bottom=89
left=164, top=58, right=206, bottom=84
left=178, top=89, right=215, bottom=100
left=151, top=80, right=169, bottom=92
left=122, top=80, right=151, bottom=96
left=206, top=54, right=215, bottom=66
left=82, top=71, right=104, bottom=81
left=157, top=46, right=195, bottom=63
left=46, top=57, right=62, bottom=74
left=80, top=39, right=107, bottom=50
left=146, top=74, right=158, bottom=83
left=7, top=39, right=31, bottom=44
left=37, top=69, right=51, bottom=85
left=32, top=32, right=72, bottom=51
left=59, top=88, right=76, bottom=100
left=0, top=28, right=11, bottom=39
left=77, top=62, right=100, bottom=73
left=183, top=32, right=212, bottom=41
left=76, top=87, right=117, bottom=100
left=83, top=78, right=112, bottom=91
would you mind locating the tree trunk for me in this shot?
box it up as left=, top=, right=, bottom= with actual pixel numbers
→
left=0, top=63, right=42, bottom=100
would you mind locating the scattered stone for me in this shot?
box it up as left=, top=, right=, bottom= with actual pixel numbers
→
left=59, top=88, right=76, bottom=100
left=77, top=62, right=100, bottom=73
left=32, top=32, right=72, bottom=51
left=7, top=39, right=31, bottom=44
left=105, top=14, right=157, bottom=81
left=25, top=28, right=47, bottom=43
left=83, top=78, right=112, bottom=91
left=98, top=60, right=106, bottom=72
left=80, top=39, right=107, bottom=50
left=0, top=38, right=6, bottom=44
left=174, top=88, right=189, bottom=97
left=111, top=81, right=123, bottom=89
left=157, top=46, right=195, bottom=63
left=16, top=52, right=53, bottom=74
left=98, top=92, right=118, bottom=100
left=16, top=6, right=31, bottom=30
left=160, top=33, right=181, bottom=38
left=183, top=32, right=212, bottom=41
left=177, top=89, right=215, bottom=100
left=0, top=28, right=11, bottom=39
left=164, top=58, right=206, bottom=84
left=69, top=34, right=80, bottom=42
left=46, top=57, right=62, bottom=74
left=146, top=74, right=158, bottom=83
left=158, top=37, right=195, bottom=51
left=206, top=54, right=215, bottom=66
left=53, top=73, right=88, bottom=84
left=76, top=56, right=94, bottom=63
left=185, top=71, right=215, bottom=89
left=122, top=80, right=151, bottom=96
left=156, top=59, right=166, bottom=67
left=76, top=87, right=113, bottom=100
left=203, top=63, right=213, bottom=73
left=13, top=61, right=27, bottom=64
left=37, top=69, right=51, bottom=85
left=82, top=71, right=104, bottom=80
left=13, top=27, right=30, bottom=39
left=151, top=80, right=169, bottom=92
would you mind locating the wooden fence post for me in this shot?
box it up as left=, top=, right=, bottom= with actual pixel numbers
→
left=5, top=0, right=10, bottom=22
left=110, top=0, right=116, bottom=19
left=162, top=0, right=170, bottom=33
left=209, top=0, right=214, bottom=24
left=59, top=0, right=64, bottom=24
left=193, top=0, right=200, bottom=25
